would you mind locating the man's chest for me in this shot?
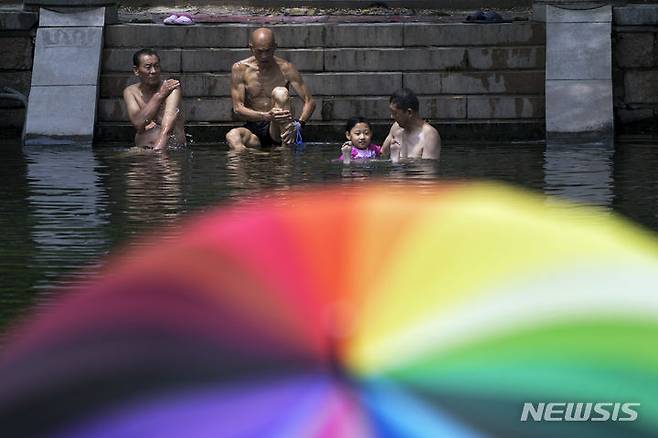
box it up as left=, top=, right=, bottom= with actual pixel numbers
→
left=399, top=130, right=423, bottom=157
left=244, top=68, right=287, bottom=97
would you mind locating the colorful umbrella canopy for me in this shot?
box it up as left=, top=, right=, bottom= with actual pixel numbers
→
left=0, top=182, right=657, bottom=438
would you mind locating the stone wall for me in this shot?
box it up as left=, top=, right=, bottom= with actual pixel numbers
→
left=0, top=9, right=37, bottom=136
left=613, top=5, right=658, bottom=132
left=98, top=21, right=546, bottom=142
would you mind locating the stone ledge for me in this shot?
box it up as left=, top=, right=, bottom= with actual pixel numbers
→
left=0, top=10, right=38, bottom=31
left=614, top=5, right=658, bottom=26
left=95, top=119, right=545, bottom=144
left=104, top=22, right=545, bottom=48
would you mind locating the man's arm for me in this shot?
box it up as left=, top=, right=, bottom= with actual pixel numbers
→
left=153, top=88, right=183, bottom=149
left=420, top=125, right=441, bottom=160
left=381, top=123, right=399, bottom=155
left=123, top=80, right=179, bottom=132
left=284, top=62, right=316, bottom=123
left=230, top=62, right=272, bottom=122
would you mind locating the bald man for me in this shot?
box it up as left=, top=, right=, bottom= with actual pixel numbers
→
left=226, top=28, right=316, bottom=151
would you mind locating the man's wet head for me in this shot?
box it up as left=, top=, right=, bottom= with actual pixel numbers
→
left=133, top=48, right=161, bottom=88
left=249, top=28, right=276, bottom=66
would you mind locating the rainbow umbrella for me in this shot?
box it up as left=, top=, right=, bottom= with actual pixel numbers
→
left=0, top=183, right=657, bottom=438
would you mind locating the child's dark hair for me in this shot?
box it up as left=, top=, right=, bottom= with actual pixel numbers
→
left=345, top=116, right=371, bottom=133
left=133, top=48, right=160, bottom=67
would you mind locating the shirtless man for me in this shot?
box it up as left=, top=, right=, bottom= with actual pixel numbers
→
left=226, top=28, right=316, bottom=151
left=382, top=88, right=441, bottom=162
left=123, top=48, right=186, bottom=150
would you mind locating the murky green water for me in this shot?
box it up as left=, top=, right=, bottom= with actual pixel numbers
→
left=1, top=139, right=657, bottom=330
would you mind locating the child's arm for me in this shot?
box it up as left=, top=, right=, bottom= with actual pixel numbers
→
left=340, top=141, right=353, bottom=164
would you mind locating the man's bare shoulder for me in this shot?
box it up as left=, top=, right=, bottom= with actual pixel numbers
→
left=231, top=57, right=256, bottom=72
left=276, top=56, right=298, bottom=75
left=123, top=83, right=140, bottom=97
left=389, top=122, right=403, bottom=135
left=422, top=121, right=440, bottom=138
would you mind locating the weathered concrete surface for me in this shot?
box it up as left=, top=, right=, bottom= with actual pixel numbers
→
left=545, top=5, right=613, bottom=138
left=613, top=4, right=658, bottom=132
left=546, top=80, right=613, bottom=132
left=624, top=71, right=658, bottom=104
left=614, top=32, right=654, bottom=68
left=614, top=5, right=658, bottom=26
left=39, top=6, right=117, bottom=27
left=0, top=10, right=38, bottom=30
left=0, top=37, right=33, bottom=70
left=25, top=6, right=107, bottom=144
left=404, top=71, right=544, bottom=94
left=32, top=27, right=103, bottom=85
left=24, top=86, right=98, bottom=144
left=467, top=96, right=544, bottom=119
left=546, top=23, right=611, bottom=80
left=404, top=22, right=544, bottom=46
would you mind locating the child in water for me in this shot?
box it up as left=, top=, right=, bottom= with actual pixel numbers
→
left=339, top=116, right=382, bottom=164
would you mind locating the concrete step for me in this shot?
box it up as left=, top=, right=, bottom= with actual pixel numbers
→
left=102, top=46, right=545, bottom=73
left=100, top=71, right=545, bottom=97
left=98, top=95, right=544, bottom=123
left=95, top=120, right=545, bottom=144
left=104, top=22, right=545, bottom=49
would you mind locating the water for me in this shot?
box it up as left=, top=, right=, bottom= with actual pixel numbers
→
left=1, top=139, right=657, bottom=330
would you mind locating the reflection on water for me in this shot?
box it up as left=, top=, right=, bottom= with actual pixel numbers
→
left=544, top=142, right=615, bottom=207
left=1, top=140, right=657, bottom=329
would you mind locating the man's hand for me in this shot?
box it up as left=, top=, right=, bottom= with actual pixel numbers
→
left=158, top=79, right=180, bottom=98
left=269, top=108, right=292, bottom=123
left=281, top=122, right=297, bottom=145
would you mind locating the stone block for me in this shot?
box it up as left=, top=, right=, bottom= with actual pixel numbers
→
left=0, top=108, right=26, bottom=129
left=614, top=33, right=654, bottom=68
left=320, top=97, right=388, bottom=120
left=24, top=85, right=97, bottom=143
left=289, top=96, right=322, bottom=121
left=617, top=107, right=654, bottom=123
left=325, top=24, right=403, bottom=47
left=0, top=71, right=32, bottom=94
left=100, top=73, right=134, bottom=97
left=182, top=49, right=248, bottom=72
left=546, top=4, right=611, bottom=23
left=305, top=73, right=402, bottom=96
left=546, top=22, right=611, bottom=80
left=104, top=24, right=250, bottom=48
left=32, top=27, right=103, bottom=86
left=625, top=71, right=658, bottom=103
left=420, top=96, right=467, bottom=119
left=0, top=10, right=38, bottom=31
left=467, top=96, right=545, bottom=119
left=0, top=37, right=33, bottom=70
left=39, top=6, right=109, bottom=27
left=324, top=48, right=468, bottom=72
left=403, top=71, right=544, bottom=94
left=102, top=49, right=181, bottom=73
left=182, top=25, right=251, bottom=48
left=181, top=74, right=232, bottom=97
left=97, top=98, right=126, bottom=121
left=404, top=23, right=545, bottom=47
left=614, top=5, right=658, bottom=26
left=181, top=49, right=322, bottom=73
left=256, top=24, right=325, bottom=48
left=546, top=79, right=613, bottom=133
left=184, top=98, right=234, bottom=122
left=98, top=97, right=234, bottom=122
left=466, top=46, right=545, bottom=70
